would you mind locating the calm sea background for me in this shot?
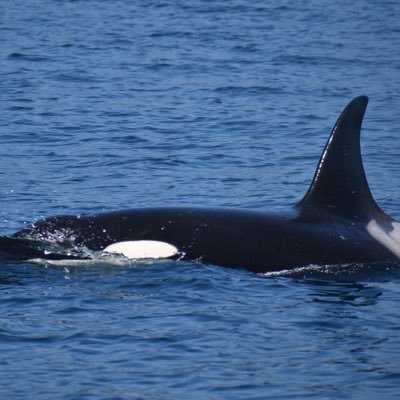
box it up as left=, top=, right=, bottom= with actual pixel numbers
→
left=1, top=1, right=400, bottom=399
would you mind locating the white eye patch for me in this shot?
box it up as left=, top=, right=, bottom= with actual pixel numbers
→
left=103, top=240, right=179, bottom=260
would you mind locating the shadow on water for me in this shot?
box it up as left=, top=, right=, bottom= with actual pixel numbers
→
left=298, top=279, right=383, bottom=307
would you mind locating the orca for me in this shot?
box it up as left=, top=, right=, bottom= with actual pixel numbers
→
left=1, top=96, right=400, bottom=273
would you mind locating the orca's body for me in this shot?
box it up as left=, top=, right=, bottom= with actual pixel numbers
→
left=2, top=96, right=400, bottom=272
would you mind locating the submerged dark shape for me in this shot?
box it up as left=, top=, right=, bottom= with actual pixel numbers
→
left=1, top=96, right=400, bottom=273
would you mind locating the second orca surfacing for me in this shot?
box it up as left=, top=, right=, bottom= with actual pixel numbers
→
left=1, top=96, right=400, bottom=273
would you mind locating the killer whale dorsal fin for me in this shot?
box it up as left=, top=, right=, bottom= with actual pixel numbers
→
left=297, top=96, right=388, bottom=221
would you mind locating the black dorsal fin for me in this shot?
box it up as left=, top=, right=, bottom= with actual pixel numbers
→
left=296, top=96, right=388, bottom=221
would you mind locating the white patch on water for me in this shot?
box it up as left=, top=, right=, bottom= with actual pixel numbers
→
left=103, top=240, right=179, bottom=260
left=27, top=254, right=178, bottom=267
left=27, top=258, right=113, bottom=267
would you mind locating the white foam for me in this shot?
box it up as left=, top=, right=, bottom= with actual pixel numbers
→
left=28, top=258, right=103, bottom=267
left=103, top=240, right=179, bottom=260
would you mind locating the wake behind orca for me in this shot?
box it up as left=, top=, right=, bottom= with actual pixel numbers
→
left=1, top=96, right=400, bottom=273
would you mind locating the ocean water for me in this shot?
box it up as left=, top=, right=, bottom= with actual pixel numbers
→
left=1, top=0, right=400, bottom=399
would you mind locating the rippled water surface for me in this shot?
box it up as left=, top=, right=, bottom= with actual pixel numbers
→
left=1, top=0, right=400, bottom=399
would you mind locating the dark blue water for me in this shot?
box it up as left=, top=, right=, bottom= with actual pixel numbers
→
left=1, top=0, right=400, bottom=398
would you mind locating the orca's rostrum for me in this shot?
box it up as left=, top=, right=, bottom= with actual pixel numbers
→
left=1, top=96, right=400, bottom=272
